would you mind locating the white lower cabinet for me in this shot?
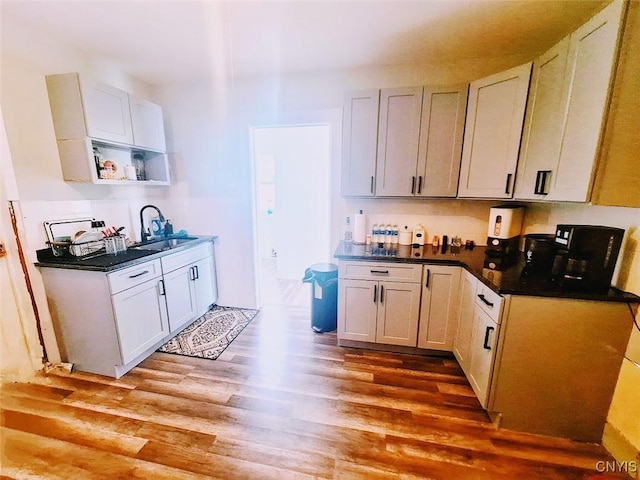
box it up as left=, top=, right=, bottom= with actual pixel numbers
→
left=39, top=240, right=217, bottom=378
left=466, top=306, right=500, bottom=407
left=111, top=277, right=169, bottom=364
left=338, top=261, right=422, bottom=346
left=163, top=265, right=198, bottom=333
left=161, top=243, right=217, bottom=334
left=460, top=281, right=505, bottom=408
left=453, top=269, right=477, bottom=370
left=417, top=265, right=461, bottom=350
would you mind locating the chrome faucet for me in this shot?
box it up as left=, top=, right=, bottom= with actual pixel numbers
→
left=139, top=204, right=165, bottom=242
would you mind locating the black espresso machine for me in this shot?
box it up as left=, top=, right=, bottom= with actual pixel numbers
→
left=550, top=225, right=624, bottom=293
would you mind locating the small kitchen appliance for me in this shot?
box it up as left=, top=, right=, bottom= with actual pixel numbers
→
left=521, top=233, right=557, bottom=276
left=550, top=225, right=624, bottom=293
left=484, top=205, right=525, bottom=269
left=412, top=225, right=425, bottom=247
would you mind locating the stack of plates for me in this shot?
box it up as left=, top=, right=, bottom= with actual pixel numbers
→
left=69, top=232, right=104, bottom=256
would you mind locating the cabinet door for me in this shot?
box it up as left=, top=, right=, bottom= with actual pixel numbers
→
left=592, top=0, right=640, bottom=207
left=193, top=255, right=218, bottom=314
left=458, top=62, right=532, bottom=198
left=130, top=96, right=167, bottom=152
left=341, top=90, right=379, bottom=196
left=80, top=78, right=134, bottom=145
left=163, top=264, right=197, bottom=333
left=453, top=270, right=478, bottom=371
left=112, top=278, right=168, bottom=364
left=417, top=266, right=461, bottom=351
left=375, top=87, right=423, bottom=197
left=337, top=279, right=378, bottom=342
left=376, top=281, right=421, bottom=347
left=416, top=84, right=468, bottom=197
left=467, top=307, right=499, bottom=408
left=515, top=38, right=571, bottom=200
left=551, top=0, right=625, bottom=202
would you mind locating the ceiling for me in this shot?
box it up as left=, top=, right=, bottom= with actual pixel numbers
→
left=1, top=0, right=609, bottom=86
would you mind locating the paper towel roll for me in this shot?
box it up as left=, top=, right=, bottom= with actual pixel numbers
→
left=353, top=212, right=367, bottom=244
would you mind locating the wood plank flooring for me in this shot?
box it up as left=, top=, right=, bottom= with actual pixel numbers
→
left=1, top=304, right=630, bottom=479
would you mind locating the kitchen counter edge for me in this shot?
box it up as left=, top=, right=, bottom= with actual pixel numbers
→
left=35, top=235, right=218, bottom=273
left=334, top=242, right=640, bottom=304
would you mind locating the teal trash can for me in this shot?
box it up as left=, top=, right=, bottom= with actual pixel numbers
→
left=302, top=263, right=338, bottom=333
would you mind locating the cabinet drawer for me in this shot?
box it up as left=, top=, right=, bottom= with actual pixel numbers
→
left=161, top=242, right=213, bottom=274
left=475, top=282, right=504, bottom=323
left=339, top=261, right=422, bottom=283
left=108, top=259, right=162, bottom=294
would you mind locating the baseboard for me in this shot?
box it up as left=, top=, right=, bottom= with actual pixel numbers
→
left=337, top=339, right=454, bottom=358
left=602, top=422, right=640, bottom=479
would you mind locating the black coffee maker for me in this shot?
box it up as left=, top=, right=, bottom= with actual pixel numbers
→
left=550, top=225, right=624, bottom=293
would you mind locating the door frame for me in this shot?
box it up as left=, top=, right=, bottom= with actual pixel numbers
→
left=247, top=109, right=342, bottom=308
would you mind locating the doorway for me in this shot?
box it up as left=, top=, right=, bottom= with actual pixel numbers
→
left=251, top=124, right=332, bottom=308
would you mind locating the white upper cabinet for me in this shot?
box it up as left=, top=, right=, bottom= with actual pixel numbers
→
left=130, top=95, right=167, bottom=152
left=46, top=73, right=169, bottom=184
left=375, top=87, right=423, bottom=197
left=514, top=38, right=570, bottom=200
left=47, top=73, right=134, bottom=145
left=515, top=0, right=625, bottom=202
left=81, top=79, right=135, bottom=145
left=341, top=84, right=467, bottom=198
left=457, top=62, right=532, bottom=199
left=416, top=85, right=468, bottom=197
left=592, top=0, right=640, bottom=207
left=341, top=89, right=380, bottom=196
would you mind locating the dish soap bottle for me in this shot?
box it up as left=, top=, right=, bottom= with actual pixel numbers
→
left=343, top=216, right=353, bottom=243
left=164, top=219, right=173, bottom=237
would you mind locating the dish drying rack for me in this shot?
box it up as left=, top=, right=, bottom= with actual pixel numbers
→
left=44, top=218, right=105, bottom=258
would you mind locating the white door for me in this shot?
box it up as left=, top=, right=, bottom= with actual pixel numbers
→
left=252, top=125, right=331, bottom=281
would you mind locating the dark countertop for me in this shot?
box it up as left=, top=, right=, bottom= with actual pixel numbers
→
left=35, top=235, right=217, bottom=273
left=334, top=241, right=640, bottom=304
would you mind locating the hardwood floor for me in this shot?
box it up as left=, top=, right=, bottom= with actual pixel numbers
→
left=1, top=304, right=630, bottom=479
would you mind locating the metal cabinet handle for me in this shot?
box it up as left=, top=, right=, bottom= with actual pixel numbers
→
left=417, top=176, right=423, bottom=194
left=380, top=285, right=384, bottom=304
left=194, top=265, right=199, bottom=280
left=534, top=170, right=551, bottom=195
left=483, top=326, right=495, bottom=350
left=505, top=173, right=513, bottom=195
left=370, top=176, right=374, bottom=194
left=373, top=284, right=377, bottom=303
left=425, top=269, right=431, bottom=288
left=411, top=176, right=416, bottom=194
left=189, top=266, right=197, bottom=281
left=129, top=270, right=149, bottom=278
left=370, top=269, right=389, bottom=275
left=477, top=294, right=494, bottom=307
left=158, top=279, right=165, bottom=296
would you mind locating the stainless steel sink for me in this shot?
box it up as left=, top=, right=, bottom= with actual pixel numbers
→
left=132, top=237, right=199, bottom=251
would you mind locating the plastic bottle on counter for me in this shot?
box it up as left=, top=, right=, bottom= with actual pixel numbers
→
left=343, top=216, right=353, bottom=243
left=164, top=219, right=174, bottom=236
left=391, top=224, right=399, bottom=244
